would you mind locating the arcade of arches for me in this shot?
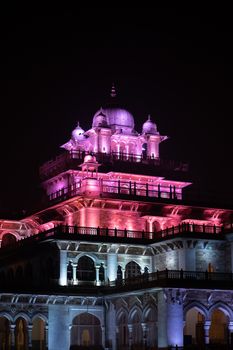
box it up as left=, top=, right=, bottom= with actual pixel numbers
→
left=0, top=305, right=233, bottom=349
left=67, top=256, right=144, bottom=285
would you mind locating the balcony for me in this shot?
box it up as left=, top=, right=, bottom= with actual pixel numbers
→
left=39, top=151, right=189, bottom=181
left=0, top=223, right=227, bottom=256
left=47, top=178, right=183, bottom=206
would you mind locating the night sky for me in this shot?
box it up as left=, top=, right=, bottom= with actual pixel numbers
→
left=1, top=9, right=233, bottom=218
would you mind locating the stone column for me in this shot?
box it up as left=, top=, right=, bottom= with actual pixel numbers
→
left=106, top=302, right=117, bottom=350
left=48, top=305, right=70, bottom=350
left=101, top=325, right=105, bottom=349
left=204, top=320, right=211, bottom=344
left=128, top=324, right=133, bottom=349
left=96, top=265, right=100, bottom=286
left=157, top=290, right=168, bottom=349
left=45, top=325, right=48, bottom=348
left=59, top=250, right=67, bottom=286
left=141, top=322, right=148, bottom=348
left=28, top=324, right=33, bottom=349
left=122, top=267, right=126, bottom=281
left=166, top=290, right=184, bottom=347
left=10, top=324, right=16, bottom=349
left=72, top=263, right=77, bottom=285
left=107, top=253, right=118, bottom=282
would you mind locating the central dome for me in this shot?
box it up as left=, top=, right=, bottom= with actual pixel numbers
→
left=93, top=107, right=135, bottom=131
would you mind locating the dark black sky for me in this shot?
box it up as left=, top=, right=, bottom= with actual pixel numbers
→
left=1, top=8, right=233, bottom=217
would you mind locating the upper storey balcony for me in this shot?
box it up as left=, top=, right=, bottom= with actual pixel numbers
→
left=39, top=150, right=189, bottom=182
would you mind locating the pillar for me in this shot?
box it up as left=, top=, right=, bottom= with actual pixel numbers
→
left=122, top=267, right=126, bottom=280
left=166, top=296, right=184, bottom=347
left=141, top=322, right=148, bottom=348
left=106, top=302, right=117, bottom=350
left=128, top=324, right=133, bottom=348
left=101, top=325, right=105, bottom=349
left=72, top=263, right=77, bottom=285
left=157, top=290, right=168, bottom=349
left=10, top=324, right=16, bottom=349
left=45, top=325, right=48, bottom=348
left=48, top=305, right=70, bottom=350
left=28, top=324, right=33, bottom=349
left=107, top=253, right=117, bottom=282
left=59, top=250, right=67, bottom=286
left=204, top=320, right=211, bottom=344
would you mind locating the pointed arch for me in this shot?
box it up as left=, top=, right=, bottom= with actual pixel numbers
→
left=0, top=312, right=13, bottom=323
left=184, top=301, right=208, bottom=320
left=209, top=302, right=233, bottom=320
left=31, top=313, right=48, bottom=324
left=14, top=312, right=31, bottom=324
left=128, top=305, right=142, bottom=324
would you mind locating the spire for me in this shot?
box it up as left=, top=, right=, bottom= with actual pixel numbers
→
left=148, top=114, right=151, bottom=121
left=110, top=83, right=116, bottom=98
left=77, top=121, right=80, bottom=127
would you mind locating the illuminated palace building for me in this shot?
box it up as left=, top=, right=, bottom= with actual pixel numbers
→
left=1, top=87, right=233, bottom=350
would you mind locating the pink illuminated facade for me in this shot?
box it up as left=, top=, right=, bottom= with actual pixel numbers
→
left=1, top=87, right=233, bottom=350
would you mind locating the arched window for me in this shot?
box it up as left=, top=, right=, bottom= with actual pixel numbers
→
left=125, top=261, right=141, bottom=279
left=209, top=309, right=229, bottom=345
left=77, top=256, right=96, bottom=281
left=131, top=311, right=143, bottom=347
left=15, top=318, right=28, bottom=350
left=71, top=313, right=101, bottom=348
left=32, top=318, right=46, bottom=350
left=1, top=233, right=17, bottom=247
left=0, top=317, right=10, bottom=350
left=184, top=308, right=205, bottom=346
left=117, top=312, right=128, bottom=348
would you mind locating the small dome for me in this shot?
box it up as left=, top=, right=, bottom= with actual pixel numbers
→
left=72, top=122, right=85, bottom=141
left=142, top=115, right=158, bottom=135
left=92, top=110, right=108, bottom=127
left=84, top=154, right=97, bottom=163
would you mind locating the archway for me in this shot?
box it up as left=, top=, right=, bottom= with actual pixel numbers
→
left=70, top=313, right=102, bottom=348
left=117, top=312, right=128, bottom=350
left=125, top=261, right=141, bottom=279
left=131, top=311, right=143, bottom=348
left=32, top=318, right=46, bottom=350
left=1, top=233, right=17, bottom=248
left=0, top=317, right=11, bottom=350
left=184, top=308, right=205, bottom=346
left=144, top=308, right=157, bottom=348
left=77, top=256, right=96, bottom=282
left=209, top=309, right=229, bottom=345
left=15, top=318, right=28, bottom=350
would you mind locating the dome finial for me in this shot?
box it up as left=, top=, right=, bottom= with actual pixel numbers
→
left=77, top=121, right=80, bottom=127
left=148, top=114, right=151, bottom=121
left=110, top=83, right=116, bottom=98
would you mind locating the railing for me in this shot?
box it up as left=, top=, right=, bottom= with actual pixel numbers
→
left=107, top=269, right=233, bottom=288
left=0, top=223, right=228, bottom=253
left=47, top=178, right=182, bottom=204
left=39, top=150, right=188, bottom=180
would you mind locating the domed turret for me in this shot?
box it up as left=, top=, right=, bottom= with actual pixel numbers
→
left=142, top=115, right=158, bottom=135
left=92, top=109, right=109, bottom=128
left=71, top=122, right=85, bottom=142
